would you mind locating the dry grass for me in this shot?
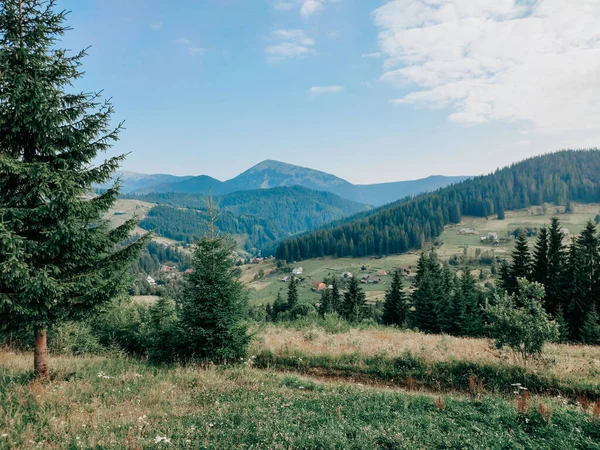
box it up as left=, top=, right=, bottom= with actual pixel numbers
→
left=253, top=325, right=600, bottom=384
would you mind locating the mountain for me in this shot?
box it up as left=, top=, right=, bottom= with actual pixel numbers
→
left=276, top=150, right=600, bottom=261
left=135, top=186, right=370, bottom=252
left=130, top=160, right=468, bottom=206
left=97, top=171, right=194, bottom=194
left=134, top=175, right=223, bottom=195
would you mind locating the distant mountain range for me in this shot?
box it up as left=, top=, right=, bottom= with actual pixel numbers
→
left=106, top=160, right=468, bottom=207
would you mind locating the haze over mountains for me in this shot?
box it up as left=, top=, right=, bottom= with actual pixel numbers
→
left=113, top=160, right=468, bottom=207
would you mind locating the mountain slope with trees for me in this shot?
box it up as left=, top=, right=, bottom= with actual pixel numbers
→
left=276, top=150, right=600, bottom=261
left=136, top=186, right=370, bottom=252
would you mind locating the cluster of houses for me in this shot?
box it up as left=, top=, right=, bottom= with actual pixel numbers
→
left=145, top=265, right=194, bottom=287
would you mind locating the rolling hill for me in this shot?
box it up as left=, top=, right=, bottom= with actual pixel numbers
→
left=127, top=160, right=468, bottom=206
left=276, top=150, right=600, bottom=261
left=135, top=186, right=370, bottom=252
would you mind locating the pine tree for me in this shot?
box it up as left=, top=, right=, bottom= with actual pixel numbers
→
left=508, top=232, right=532, bottom=295
left=341, top=276, right=367, bottom=323
left=580, top=306, right=600, bottom=345
left=272, top=292, right=285, bottom=321
left=458, top=268, right=485, bottom=337
left=330, top=277, right=342, bottom=314
left=0, top=1, right=148, bottom=377
left=546, top=217, right=566, bottom=314
left=382, top=270, right=407, bottom=326
left=566, top=239, right=587, bottom=340
left=532, top=226, right=549, bottom=286
left=318, top=286, right=334, bottom=317
left=287, top=276, right=299, bottom=310
left=410, top=253, right=442, bottom=333
left=179, top=234, right=249, bottom=363
left=554, top=306, right=569, bottom=344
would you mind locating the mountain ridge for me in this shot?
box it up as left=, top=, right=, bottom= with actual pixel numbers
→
left=116, top=160, right=468, bottom=206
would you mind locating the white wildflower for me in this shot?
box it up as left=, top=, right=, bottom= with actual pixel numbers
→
left=154, top=436, right=171, bottom=444
left=1, top=434, right=8, bottom=438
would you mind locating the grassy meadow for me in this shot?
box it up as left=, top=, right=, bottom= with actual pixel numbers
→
left=1, top=348, right=600, bottom=449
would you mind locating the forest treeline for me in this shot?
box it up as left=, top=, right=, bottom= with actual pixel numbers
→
left=276, top=150, right=600, bottom=261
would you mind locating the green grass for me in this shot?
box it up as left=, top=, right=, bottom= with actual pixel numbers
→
left=1, top=351, right=599, bottom=449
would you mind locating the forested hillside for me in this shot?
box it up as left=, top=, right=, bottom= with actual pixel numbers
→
left=137, top=186, right=370, bottom=252
left=276, top=150, right=600, bottom=261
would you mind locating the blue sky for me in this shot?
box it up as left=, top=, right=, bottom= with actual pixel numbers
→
left=58, top=0, right=600, bottom=184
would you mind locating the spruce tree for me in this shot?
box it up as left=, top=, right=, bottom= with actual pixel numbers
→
left=341, top=276, right=367, bottom=323
left=179, top=234, right=249, bottom=363
left=546, top=217, right=566, bottom=313
left=287, top=276, right=299, bottom=310
left=382, top=270, right=407, bottom=326
left=554, top=305, right=569, bottom=344
left=330, top=276, right=342, bottom=314
left=508, top=232, right=532, bottom=295
left=566, top=239, right=587, bottom=340
left=272, top=292, right=285, bottom=321
left=0, top=1, right=148, bottom=377
left=457, top=268, right=485, bottom=337
left=532, top=226, right=549, bottom=286
left=410, top=253, right=442, bottom=333
left=580, top=306, right=600, bottom=345
left=318, top=286, right=334, bottom=317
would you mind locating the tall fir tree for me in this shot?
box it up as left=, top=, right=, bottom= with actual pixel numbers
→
left=179, top=234, right=249, bottom=363
left=382, top=270, right=407, bottom=326
left=532, top=226, right=549, bottom=286
left=0, top=0, right=148, bottom=377
left=546, top=217, right=567, bottom=314
left=580, top=305, right=600, bottom=345
left=566, top=221, right=599, bottom=340
left=318, top=285, right=334, bottom=317
left=341, top=276, right=367, bottom=323
left=507, top=232, right=532, bottom=296
left=287, top=276, right=299, bottom=310
left=456, top=267, right=485, bottom=337
left=330, top=276, right=342, bottom=315
left=410, top=253, right=443, bottom=333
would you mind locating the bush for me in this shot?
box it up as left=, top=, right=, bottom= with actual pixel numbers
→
left=49, top=322, right=104, bottom=356
left=485, top=279, right=558, bottom=361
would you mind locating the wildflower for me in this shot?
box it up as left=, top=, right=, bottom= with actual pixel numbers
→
left=154, top=436, right=171, bottom=444
left=1, top=434, right=8, bottom=438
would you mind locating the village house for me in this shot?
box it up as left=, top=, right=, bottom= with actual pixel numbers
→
left=458, top=228, right=479, bottom=235
left=160, top=265, right=176, bottom=273
left=361, top=275, right=380, bottom=284
left=341, top=271, right=353, bottom=278
left=292, top=267, right=303, bottom=275
left=312, top=281, right=327, bottom=291
left=146, top=275, right=156, bottom=286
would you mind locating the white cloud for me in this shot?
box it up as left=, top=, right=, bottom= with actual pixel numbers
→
left=301, top=0, right=323, bottom=18
left=273, top=0, right=339, bottom=19
left=374, top=0, right=600, bottom=134
left=175, top=38, right=204, bottom=57
left=272, top=29, right=314, bottom=46
left=362, top=52, right=381, bottom=59
left=309, top=85, right=344, bottom=95
left=266, top=29, right=315, bottom=62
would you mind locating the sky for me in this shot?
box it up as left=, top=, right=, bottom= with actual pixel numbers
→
left=57, top=0, right=600, bottom=184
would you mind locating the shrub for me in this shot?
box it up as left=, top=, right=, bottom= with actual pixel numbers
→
left=485, top=279, right=558, bottom=361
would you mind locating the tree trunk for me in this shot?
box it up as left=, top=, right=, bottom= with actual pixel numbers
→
left=34, top=328, right=50, bottom=379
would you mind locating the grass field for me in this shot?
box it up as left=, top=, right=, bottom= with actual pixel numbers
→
left=252, top=324, right=600, bottom=398
left=245, top=203, right=600, bottom=306
left=1, top=350, right=599, bottom=449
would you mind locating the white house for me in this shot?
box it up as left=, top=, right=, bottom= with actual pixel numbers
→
left=146, top=276, right=156, bottom=286
left=292, top=267, right=303, bottom=275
